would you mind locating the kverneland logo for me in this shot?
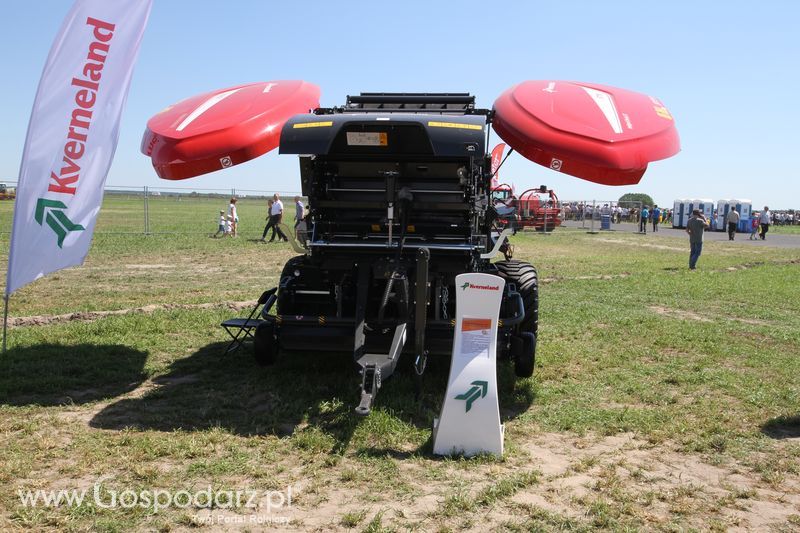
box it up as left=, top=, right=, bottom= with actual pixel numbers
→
left=461, top=282, right=500, bottom=291
left=35, top=198, right=84, bottom=248
left=41, top=17, right=114, bottom=246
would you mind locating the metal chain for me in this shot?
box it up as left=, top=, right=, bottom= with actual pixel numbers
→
left=441, top=286, right=449, bottom=320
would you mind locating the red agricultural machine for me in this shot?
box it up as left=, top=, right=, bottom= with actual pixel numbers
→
left=492, top=184, right=562, bottom=231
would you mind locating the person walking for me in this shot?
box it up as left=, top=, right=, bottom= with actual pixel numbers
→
left=260, top=199, right=274, bottom=242
left=652, top=205, right=661, bottom=232
left=749, top=214, right=760, bottom=240
left=267, top=193, right=288, bottom=242
left=686, top=209, right=709, bottom=270
left=725, top=207, right=740, bottom=241
left=759, top=206, right=772, bottom=240
left=228, top=198, right=239, bottom=237
left=294, top=196, right=305, bottom=239
left=639, top=205, right=649, bottom=233
left=213, top=210, right=226, bottom=238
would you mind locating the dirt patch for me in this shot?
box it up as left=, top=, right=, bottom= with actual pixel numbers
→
left=124, top=264, right=176, bottom=269
left=650, top=305, right=775, bottom=327
left=8, top=301, right=257, bottom=328
left=540, top=273, right=631, bottom=284
left=650, top=305, right=713, bottom=323
left=597, top=237, right=687, bottom=252
left=179, top=432, right=800, bottom=531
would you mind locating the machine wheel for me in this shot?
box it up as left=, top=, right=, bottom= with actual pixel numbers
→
left=513, top=331, right=536, bottom=378
left=253, top=321, right=277, bottom=366
left=495, top=259, right=538, bottom=337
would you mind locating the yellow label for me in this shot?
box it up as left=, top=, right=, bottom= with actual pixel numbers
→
left=653, top=106, right=673, bottom=120
left=406, top=225, right=415, bottom=232
left=427, top=121, right=483, bottom=131
left=293, top=121, right=334, bottom=129
left=371, top=224, right=381, bottom=232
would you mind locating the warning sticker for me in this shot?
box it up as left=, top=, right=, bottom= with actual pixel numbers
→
left=292, top=121, right=333, bottom=129
left=346, top=132, right=388, bottom=146
left=428, top=121, right=483, bottom=131
left=462, top=318, right=491, bottom=332
left=460, top=317, right=492, bottom=359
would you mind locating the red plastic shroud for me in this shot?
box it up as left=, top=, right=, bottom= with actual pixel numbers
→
left=492, top=81, right=680, bottom=186
left=141, top=81, right=320, bottom=180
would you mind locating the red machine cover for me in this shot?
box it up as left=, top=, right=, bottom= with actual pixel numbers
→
left=141, top=81, right=320, bottom=180
left=492, top=80, right=680, bottom=185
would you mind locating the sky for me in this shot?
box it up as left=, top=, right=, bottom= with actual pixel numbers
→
left=0, top=0, right=798, bottom=208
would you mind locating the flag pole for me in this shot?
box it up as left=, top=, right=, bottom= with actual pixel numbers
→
left=2, top=293, right=9, bottom=353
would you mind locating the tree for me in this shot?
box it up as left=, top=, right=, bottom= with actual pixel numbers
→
left=618, top=193, right=655, bottom=208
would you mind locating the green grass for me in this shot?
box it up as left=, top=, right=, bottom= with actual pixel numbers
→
left=1, top=198, right=799, bottom=531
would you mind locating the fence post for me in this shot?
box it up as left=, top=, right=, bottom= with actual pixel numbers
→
left=143, top=185, right=149, bottom=235
left=588, top=200, right=598, bottom=234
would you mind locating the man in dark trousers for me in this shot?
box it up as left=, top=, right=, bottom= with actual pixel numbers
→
left=652, top=205, right=661, bottom=232
left=267, top=193, right=288, bottom=242
left=686, top=209, right=709, bottom=270
left=759, top=206, right=772, bottom=240
left=726, top=207, right=740, bottom=241
left=639, top=205, right=649, bottom=233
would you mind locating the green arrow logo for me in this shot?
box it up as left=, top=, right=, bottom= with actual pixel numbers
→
left=35, top=198, right=85, bottom=248
left=460, top=282, right=470, bottom=291
left=455, top=380, right=488, bottom=412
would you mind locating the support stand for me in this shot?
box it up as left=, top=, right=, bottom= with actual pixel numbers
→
left=433, top=273, right=505, bottom=457
left=2, top=293, right=8, bottom=353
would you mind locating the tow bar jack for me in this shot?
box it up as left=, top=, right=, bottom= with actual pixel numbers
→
left=353, top=247, right=430, bottom=416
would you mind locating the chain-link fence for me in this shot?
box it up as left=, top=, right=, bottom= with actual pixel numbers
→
left=0, top=181, right=304, bottom=237
left=560, top=200, right=645, bottom=232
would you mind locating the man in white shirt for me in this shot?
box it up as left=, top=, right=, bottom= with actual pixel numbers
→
left=268, top=193, right=288, bottom=242
left=725, top=208, right=740, bottom=241
left=759, top=206, right=772, bottom=240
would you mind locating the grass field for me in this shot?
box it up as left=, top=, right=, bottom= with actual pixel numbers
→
left=1, top=197, right=799, bottom=531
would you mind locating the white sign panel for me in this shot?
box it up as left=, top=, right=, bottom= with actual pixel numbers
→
left=433, top=273, right=505, bottom=457
left=6, top=0, right=153, bottom=295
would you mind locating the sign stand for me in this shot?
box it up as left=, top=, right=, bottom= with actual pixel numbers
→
left=2, top=294, right=8, bottom=353
left=433, top=273, right=505, bottom=457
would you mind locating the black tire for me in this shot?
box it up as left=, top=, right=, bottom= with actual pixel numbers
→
left=513, top=332, right=536, bottom=378
left=495, top=259, right=538, bottom=337
left=253, top=321, right=277, bottom=366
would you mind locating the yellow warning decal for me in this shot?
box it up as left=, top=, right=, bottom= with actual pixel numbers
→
left=428, top=121, right=483, bottom=131
left=653, top=106, right=673, bottom=120
left=293, top=121, right=334, bottom=129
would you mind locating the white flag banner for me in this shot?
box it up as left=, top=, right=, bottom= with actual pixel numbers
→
left=6, top=0, right=152, bottom=295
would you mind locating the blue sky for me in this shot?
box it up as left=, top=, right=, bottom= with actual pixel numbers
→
left=1, top=0, right=798, bottom=208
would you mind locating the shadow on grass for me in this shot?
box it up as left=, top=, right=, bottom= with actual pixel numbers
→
left=90, top=342, right=536, bottom=455
left=0, top=343, right=148, bottom=406
left=761, top=415, right=800, bottom=440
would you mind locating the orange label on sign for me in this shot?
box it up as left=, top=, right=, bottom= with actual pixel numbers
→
left=462, top=318, right=491, bottom=332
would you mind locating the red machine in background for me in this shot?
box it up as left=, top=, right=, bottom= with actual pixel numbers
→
left=492, top=184, right=562, bottom=231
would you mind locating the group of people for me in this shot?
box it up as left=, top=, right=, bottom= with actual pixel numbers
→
left=562, top=202, right=674, bottom=229
left=636, top=205, right=669, bottom=233
left=213, top=197, right=239, bottom=238
left=260, top=194, right=306, bottom=243
left=212, top=194, right=307, bottom=243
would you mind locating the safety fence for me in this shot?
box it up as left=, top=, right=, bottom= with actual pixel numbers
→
left=0, top=181, right=304, bottom=236
left=560, top=200, right=648, bottom=232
